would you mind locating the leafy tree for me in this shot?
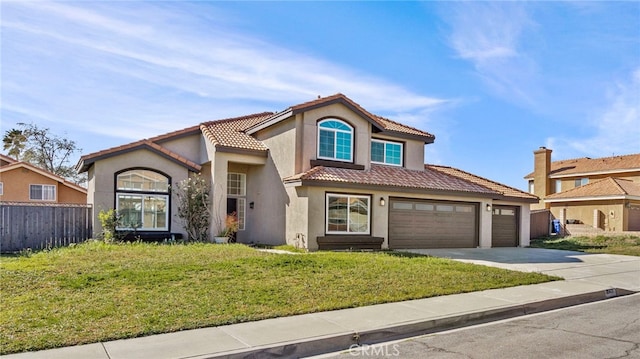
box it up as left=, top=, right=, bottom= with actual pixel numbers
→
left=2, top=129, right=28, bottom=161
left=174, top=174, right=211, bottom=242
left=2, top=123, right=86, bottom=184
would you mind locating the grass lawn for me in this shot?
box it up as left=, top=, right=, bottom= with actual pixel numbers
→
left=529, top=234, right=640, bottom=256
left=1, top=241, right=557, bottom=354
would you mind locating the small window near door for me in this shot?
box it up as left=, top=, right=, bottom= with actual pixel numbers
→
left=227, top=173, right=246, bottom=230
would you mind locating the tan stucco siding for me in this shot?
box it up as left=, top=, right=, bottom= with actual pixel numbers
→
left=299, top=103, right=374, bottom=171
left=285, top=186, right=310, bottom=248
left=158, top=134, right=205, bottom=165
left=297, top=185, right=509, bottom=251
left=550, top=200, right=626, bottom=232
left=88, top=148, right=191, bottom=238
left=0, top=167, right=86, bottom=204
left=256, top=118, right=297, bottom=178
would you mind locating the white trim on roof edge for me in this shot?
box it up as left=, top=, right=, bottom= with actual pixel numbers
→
left=544, top=195, right=640, bottom=203
left=549, top=168, right=640, bottom=179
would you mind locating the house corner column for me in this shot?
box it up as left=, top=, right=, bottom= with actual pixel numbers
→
left=479, top=202, right=492, bottom=248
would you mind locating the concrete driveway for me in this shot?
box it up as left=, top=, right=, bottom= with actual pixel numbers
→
left=401, top=248, right=640, bottom=292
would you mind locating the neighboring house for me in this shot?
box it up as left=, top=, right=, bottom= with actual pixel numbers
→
left=524, top=147, right=640, bottom=232
left=76, top=94, right=537, bottom=250
left=0, top=154, right=87, bottom=204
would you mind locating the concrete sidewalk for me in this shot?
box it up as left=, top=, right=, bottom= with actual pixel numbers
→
left=6, top=248, right=640, bottom=359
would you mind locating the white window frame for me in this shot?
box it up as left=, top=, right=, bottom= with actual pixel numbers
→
left=0, top=182, right=3, bottom=196
left=528, top=181, right=535, bottom=194
left=371, top=139, right=403, bottom=166
left=227, top=173, right=246, bottom=231
left=116, top=194, right=169, bottom=231
left=555, top=179, right=562, bottom=193
left=325, top=193, right=371, bottom=235
left=115, top=169, right=170, bottom=231
left=29, top=184, right=56, bottom=201
left=317, top=119, right=354, bottom=162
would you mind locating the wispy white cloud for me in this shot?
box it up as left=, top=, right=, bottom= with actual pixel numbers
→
left=1, top=1, right=447, bottom=146
left=443, top=3, right=540, bottom=106
left=547, top=68, right=640, bottom=158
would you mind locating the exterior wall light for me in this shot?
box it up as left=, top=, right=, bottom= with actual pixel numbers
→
left=380, top=197, right=385, bottom=206
left=486, top=203, right=492, bottom=212
left=249, top=201, right=254, bottom=209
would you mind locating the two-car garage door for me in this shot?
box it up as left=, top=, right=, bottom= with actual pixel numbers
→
left=388, top=199, right=520, bottom=249
left=389, top=198, right=478, bottom=249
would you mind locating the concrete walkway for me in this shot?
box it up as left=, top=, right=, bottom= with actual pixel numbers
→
left=6, top=248, right=640, bottom=359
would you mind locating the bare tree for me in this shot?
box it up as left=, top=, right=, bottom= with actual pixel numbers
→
left=2, top=123, right=86, bottom=185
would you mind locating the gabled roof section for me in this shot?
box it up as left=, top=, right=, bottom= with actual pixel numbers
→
left=524, top=153, right=640, bottom=179
left=0, top=154, right=18, bottom=166
left=545, top=177, right=640, bottom=201
left=427, top=164, right=539, bottom=202
left=284, top=164, right=498, bottom=196
left=1, top=161, right=87, bottom=194
left=76, top=138, right=201, bottom=173
left=246, top=93, right=435, bottom=142
left=200, top=112, right=273, bottom=155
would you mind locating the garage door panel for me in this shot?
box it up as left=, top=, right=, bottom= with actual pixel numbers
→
left=492, top=206, right=518, bottom=247
left=389, top=199, right=478, bottom=249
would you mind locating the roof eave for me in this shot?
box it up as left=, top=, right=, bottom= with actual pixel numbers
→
left=544, top=195, right=640, bottom=203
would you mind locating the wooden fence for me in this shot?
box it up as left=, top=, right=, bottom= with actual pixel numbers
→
left=530, top=209, right=551, bottom=239
left=0, top=202, right=92, bottom=253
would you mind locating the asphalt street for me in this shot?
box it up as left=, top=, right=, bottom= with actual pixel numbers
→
left=315, top=293, right=640, bottom=359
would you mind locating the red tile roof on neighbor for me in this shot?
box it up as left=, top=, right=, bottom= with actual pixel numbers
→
left=524, top=153, right=640, bottom=179
left=284, top=164, right=537, bottom=201
left=0, top=160, right=87, bottom=194
left=427, top=165, right=538, bottom=201
left=545, top=177, right=640, bottom=201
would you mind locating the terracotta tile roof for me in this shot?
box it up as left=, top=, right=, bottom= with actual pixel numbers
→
left=284, top=164, right=497, bottom=195
left=251, top=93, right=435, bottom=141
left=427, top=164, right=539, bottom=201
left=77, top=139, right=201, bottom=173
left=545, top=177, right=640, bottom=200
left=524, top=153, right=640, bottom=179
left=1, top=160, right=87, bottom=194
left=200, top=112, right=274, bottom=152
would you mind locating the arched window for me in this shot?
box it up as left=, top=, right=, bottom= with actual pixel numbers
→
left=317, top=119, right=353, bottom=162
left=115, top=169, right=170, bottom=231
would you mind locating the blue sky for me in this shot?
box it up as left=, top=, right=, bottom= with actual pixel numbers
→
left=2, top=1, right=639, bottom=190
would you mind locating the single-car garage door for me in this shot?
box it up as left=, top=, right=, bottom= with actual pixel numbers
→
left=389, top=198, right=478, bottom=249
left=628, top=205, right=640, bottom=231
left=491, top=205, right=519, bottom=247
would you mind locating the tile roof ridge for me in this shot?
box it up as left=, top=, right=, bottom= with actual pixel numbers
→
left=374, top=115, right=435, bottom=138
left=547, top=177, right=614, bottom=198
left=552, top=152, right=640, bottom=164
left=426, top=163, right=537, bottom=198
left=202, top=111, right=275, bottom=126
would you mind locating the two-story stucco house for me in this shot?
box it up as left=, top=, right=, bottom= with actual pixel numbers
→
left=77, top=94, right=537, bottom=250
left=0, top=154, right=87, bottom=204
left=525, top=147, right=640, bottom=232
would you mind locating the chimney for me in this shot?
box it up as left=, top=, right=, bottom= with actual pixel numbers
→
left=533, top=147, right=552, bottom=201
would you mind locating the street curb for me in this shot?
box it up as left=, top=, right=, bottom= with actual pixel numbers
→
left=202, top=288, right=636, bottom=359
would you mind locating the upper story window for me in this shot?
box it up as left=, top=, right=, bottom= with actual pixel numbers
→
left=30, top=184, right=56, bottom=201
left=554, top=179, right=562, bottom=193
left=528, top=180, right=534, bottom=194
left=371, top=139, right=403, bottom=166
left=0, top=182, right=3, bottom=196
left=318, top=119, right=353, bottom=162
left=574, top=178, right=589, bottom=188
left=116, top=169, right=170, bottom=231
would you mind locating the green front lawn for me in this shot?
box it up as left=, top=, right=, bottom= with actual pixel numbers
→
left=1, top=241, right=557, bottom=354
left=529, top=234, right=640, bottom=256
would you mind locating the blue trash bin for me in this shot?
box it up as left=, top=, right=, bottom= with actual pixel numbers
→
left=552, top=219, right=561, bottom=234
